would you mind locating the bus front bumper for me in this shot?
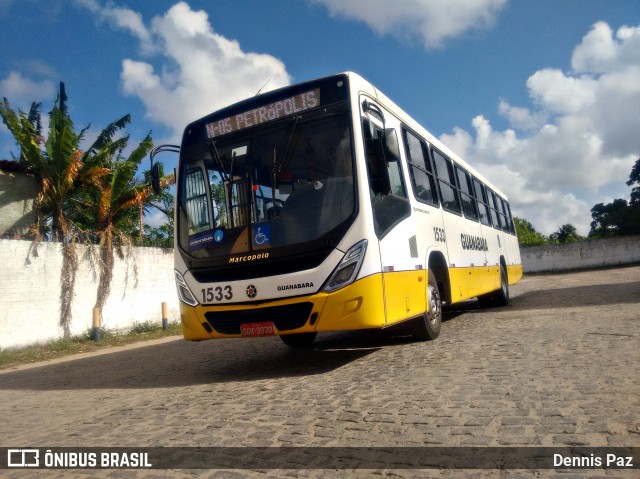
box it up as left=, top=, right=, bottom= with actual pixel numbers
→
left=178, top=274, right=386, bottom=340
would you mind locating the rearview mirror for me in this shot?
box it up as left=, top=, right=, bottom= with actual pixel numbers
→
left=151, top=162, right=161, bottom=194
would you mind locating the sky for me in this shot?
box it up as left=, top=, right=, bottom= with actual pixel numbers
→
left=1, top=0, right=639, bottom=235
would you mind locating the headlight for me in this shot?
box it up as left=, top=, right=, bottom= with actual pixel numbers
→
left=323, top=239, right=368, bottom=292
left=175, top=270, right=198, bottom=306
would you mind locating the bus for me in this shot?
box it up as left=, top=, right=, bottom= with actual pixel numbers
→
left=152, top=72, right=522, bottom=347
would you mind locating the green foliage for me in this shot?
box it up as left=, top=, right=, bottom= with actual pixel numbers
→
left=628, top=157, right=640, bottom=206
left=135, top=162, right=175, bottom=248
left=0, top=322, right=182, bottom=369
left=514, top=217, right=547, bottom=247
left=1, top=85, right=88, bottom=336
left=130, top=321, right=159, bottom=334
left=549, top=224, right=584, bottom=244
left=589, top=158, right=640, bottom=238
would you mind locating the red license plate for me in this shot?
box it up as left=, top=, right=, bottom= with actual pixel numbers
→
left=240, top=321, right=275, bottom=337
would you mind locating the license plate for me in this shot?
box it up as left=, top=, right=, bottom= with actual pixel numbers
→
left=240, top=321, right=275, bottom=337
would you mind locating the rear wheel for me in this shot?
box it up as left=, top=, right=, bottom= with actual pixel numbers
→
left=478, top=264, right=509, bottom=307
left=412, top=269, right=442, bottom=341
left=280, top=332, right=317, bottom=348
left=493, top=264, right=510, bottom=306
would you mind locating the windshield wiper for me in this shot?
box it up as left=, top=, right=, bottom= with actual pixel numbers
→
left=207, top=139, right=230, bottom=182
left=273, top=115, right=300, bottom=176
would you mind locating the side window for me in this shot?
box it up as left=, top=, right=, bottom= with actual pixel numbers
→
left=505, top=201, right=515, bottom=235
left=184, top=168, right=211, bottom=235
left=473, top=178, right=491, bottom=226
left=362, top=119, right=411, bottom=238
left=403, top=129, right=438, bottom=206
left=362, top=120, right=385, bottom=197
left=455, top=166, right=479, bottom=221
left=432, top=149, right=461, bottom=214
left=384, top=128, right=408, bottom=198
left=487, top=188, right=501, bottom=230
left=499, top=197, right=514, bottom=234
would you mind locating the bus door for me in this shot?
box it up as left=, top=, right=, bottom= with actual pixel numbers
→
left=361, top=101, right=426, bottom=325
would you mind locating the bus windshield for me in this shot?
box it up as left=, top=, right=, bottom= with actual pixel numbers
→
left=177, top=114, right=355, bottom=259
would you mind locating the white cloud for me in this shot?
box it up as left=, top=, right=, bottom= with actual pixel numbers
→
left=314, top=0, right=507, bottom=48
left=571, top=21, right=640, bottom=74
left=440, top=22, right=640, bottom=236
left=498, top=100, right=547, bottom=131
left=0, top=71, right=55, bottom=107
left=526, top=69, right=597, bottom=115
left=78, top=1, right=291, bottom=135
left=0, top=72, right=55, bottom=157
left=144, top=209, right=168, bottom=228
left=75, top=0, right=151, bottom=48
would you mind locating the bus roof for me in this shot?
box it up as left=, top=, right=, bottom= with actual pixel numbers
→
left=342, top=71, right=509, bottom=201
left=182, top=70, right=509, bottom=201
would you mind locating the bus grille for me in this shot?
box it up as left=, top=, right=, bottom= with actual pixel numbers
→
left=203, top=302, right=314, bottom=335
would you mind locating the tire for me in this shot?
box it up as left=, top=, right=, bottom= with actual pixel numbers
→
left=493, top=264, right=510, bottom=306
left=412, top=269, right=442, bottom=341
left=478, top=264, right=509, bottom=307
left=280, top=332, right=317, bottom=348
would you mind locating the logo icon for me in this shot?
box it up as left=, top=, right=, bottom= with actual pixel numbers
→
left=246, top=285, right=257, bottom=298
left=252, top=224, right=271, bottom=249
left=214, top=229, right=224, bottom=242
left=8, top=449, right=39, bottom=468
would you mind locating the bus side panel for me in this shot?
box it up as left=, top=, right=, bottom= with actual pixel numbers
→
left=382, top=270, right=426, bottom=326
left=315, top=274, right=386, bottom=331
left=467, top=265, right=501, bottom=299
left=508, top=263, right=524, bottom=285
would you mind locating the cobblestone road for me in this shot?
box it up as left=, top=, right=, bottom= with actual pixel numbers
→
left=1, top=266, right=639, bottom=478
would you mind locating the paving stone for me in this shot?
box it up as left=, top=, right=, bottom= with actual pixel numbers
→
left=1, top=266, right=639, bottom=478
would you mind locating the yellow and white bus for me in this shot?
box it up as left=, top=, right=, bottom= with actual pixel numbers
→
left=156, top=72, right=522, bottom=347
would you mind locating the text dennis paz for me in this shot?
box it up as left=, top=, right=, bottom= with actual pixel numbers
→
left=555, top=453, right=633, bottom=468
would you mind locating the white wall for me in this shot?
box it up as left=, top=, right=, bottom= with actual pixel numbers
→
left=3, top=235, right=639, bottom=348
left=521, top=235, right=640, bottom=273
left=0, top=239, right=178, bottom=349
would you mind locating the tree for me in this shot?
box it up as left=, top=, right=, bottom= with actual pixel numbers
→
left=513, top=217, right=547, bottom=247
left=549, top=224, right=583, bottom=244
left=1, top=84, right=158, bottom=335
left=589, top=157, right=640, bottom=237
left=628, top=157, right=640, bottom=206
left=137, top=162, right=175, bottom=248
left=74, top=121, right=154, bottom=312
left=589, top=199, right=631, bottom=237
left=1, top=84, right=91, bottom=336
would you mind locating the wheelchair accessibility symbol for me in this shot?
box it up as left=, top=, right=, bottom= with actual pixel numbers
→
left=252, top=225, right=271, bottom=248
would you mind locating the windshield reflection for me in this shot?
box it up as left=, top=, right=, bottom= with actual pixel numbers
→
left=178, top=115, right=355, bottom=259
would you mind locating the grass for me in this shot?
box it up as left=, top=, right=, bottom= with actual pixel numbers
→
left=0, top=321, right=183, bottom=370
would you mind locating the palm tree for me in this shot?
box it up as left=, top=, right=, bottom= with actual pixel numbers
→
left=1, top=84, right=88, bottom=336
left=550, top=224, right=582, bottom=244
left=74, top=121, right=155, bottom=311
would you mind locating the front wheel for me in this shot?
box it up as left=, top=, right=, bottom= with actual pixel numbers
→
left=412, top=269, right=442, bottom=341
left=280, top=332, right=317, bottom=348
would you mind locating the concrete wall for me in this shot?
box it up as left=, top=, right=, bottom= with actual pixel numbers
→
left=521, top=235, right=640, bottom=273
left=2, top=235, right=639, bottom=348
left=0, top=170, right=37, bottom=237
left=0, top=239, right=178, bottom=349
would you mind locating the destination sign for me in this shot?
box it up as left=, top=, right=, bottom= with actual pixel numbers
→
left=206, top=89, right=320, bottom=139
